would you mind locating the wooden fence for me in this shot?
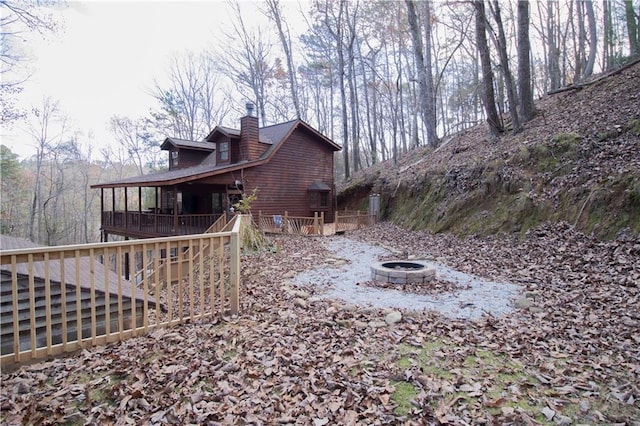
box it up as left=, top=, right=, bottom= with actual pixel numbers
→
left=0, top=216, right=243, bottom=367
left=334, top=210, right=377, bottom=233
left=256, top=211, right=324, bottom=235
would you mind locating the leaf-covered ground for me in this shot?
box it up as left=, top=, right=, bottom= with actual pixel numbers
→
left=1, top=222, right=639, bottom=425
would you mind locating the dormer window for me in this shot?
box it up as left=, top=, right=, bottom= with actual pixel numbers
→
left=171, top=150, right=179, bottom=166
left=219, top=142, right=229, bottom=161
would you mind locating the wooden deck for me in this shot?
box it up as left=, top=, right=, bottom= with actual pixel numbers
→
left=102, top=211, right=223, bottom=238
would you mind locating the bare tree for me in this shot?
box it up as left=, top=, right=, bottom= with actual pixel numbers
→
left=217, top=2, right=277, bottom=126
left=517, top=0, right=535, bottom=121
left=474, top=0, right=502, bottom=137
left=313, top=0, right=352, bottom=178
left=0, top=144, right=30, bottom=237
left=264, top=0, right=301, bottom=119
left=405, top=0, right=438, bottom=148
left=149, top=51, right=229, bottom=140
left=109, top=116, right=156, bottom=176
left=24, top=97, right=67, bottom=242
left=488, top=0, right=521, bottom=133
left=625, top=0, right=640, bottom=57
left=582, top=0, right=597, bottom=78
left=0, top=1, right=59, bottom=124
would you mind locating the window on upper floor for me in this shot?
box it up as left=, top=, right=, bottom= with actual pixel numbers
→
left=219, top=142, right=229, bottom=161
left=171, top=150, right=179, bottom=167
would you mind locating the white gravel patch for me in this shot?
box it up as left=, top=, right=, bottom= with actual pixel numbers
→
left=293, top=236, right=522, bottom=320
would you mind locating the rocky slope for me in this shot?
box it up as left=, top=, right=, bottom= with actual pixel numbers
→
left=338, top=60, right=640, bottom=240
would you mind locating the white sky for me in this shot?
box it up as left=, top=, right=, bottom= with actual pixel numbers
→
left=2, top=0, right=308, bottom=160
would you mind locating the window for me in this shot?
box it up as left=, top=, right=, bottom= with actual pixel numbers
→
left=310, top=191, right=329, bottom=209
left=320, top=192, right=328, bottom=208
left=171, top=150, right=179, bottom=166
left=219, top=142, right=229, bottom=161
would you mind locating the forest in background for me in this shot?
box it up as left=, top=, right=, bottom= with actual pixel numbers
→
left=1, top=0, right=639, bottom=246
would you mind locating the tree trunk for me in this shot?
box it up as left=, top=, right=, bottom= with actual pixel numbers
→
left=603, top=0, right=613, bottom=71
left=422, top=0, right=438, bottom=147
left=517, top=0, right=535, bottom=121
left=490, top=0, right=521, bottom=133
left=583, top=0, right=597, bottom=78
left=547, top=0, right=561, bottom=90
left=625, top=0, right=640, bottom=57
left=474, top=0, right=503, bottom=137
left=405, top=0, right=438, bottom=148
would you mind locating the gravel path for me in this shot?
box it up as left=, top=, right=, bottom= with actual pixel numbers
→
left=293, top=236, right=521, bottom=320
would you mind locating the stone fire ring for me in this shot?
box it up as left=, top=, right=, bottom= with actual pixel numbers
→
left=371, top=260, right=436, bottom=285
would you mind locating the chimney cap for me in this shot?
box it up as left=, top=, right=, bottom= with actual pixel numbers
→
left=245, top=102, right=255, bottom=116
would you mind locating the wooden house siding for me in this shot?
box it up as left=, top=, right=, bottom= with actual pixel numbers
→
left=173, top=149, right=207, bottom=170
left=240, top=127, right=336, bottom=222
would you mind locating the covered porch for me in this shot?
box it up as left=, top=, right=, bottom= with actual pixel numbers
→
left=97, top=183, right=232, bottom=241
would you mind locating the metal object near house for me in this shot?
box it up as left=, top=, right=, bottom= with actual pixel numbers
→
left=370, top=260, right=436, bottom=285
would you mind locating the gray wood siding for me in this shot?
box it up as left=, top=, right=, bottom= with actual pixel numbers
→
left=1, top=272, right=145, bottom=355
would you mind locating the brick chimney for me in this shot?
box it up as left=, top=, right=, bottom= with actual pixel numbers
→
left=240, top=102, right=261, bottom=161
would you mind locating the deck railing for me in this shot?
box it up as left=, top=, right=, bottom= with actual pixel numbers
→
left=101, top=211, right=223, bottom=237
left=0, top=216, right=242, bottom=367
left=256, top=211, right=324, bottom=235
left=335, top=210, right=377, bottom=232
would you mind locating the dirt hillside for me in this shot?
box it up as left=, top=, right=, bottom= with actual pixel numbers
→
left=338, top=61, right=640, bottom=240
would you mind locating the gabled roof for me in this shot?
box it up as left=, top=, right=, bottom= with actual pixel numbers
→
left=0, top=235, right=156, bottom=306
left=92, top=119, right=341, bottom=188
left=160, top=137, right=215, bottom=152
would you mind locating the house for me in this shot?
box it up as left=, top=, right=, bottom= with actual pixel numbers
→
left=91, top=104, right=341, bottom=241
left=0, top=235, right=157, bottom=356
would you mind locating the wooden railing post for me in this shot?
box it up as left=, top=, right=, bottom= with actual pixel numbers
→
left=313, top=212, right=318, bottom=234
left=284, top=211, right=289, bottom=234
left=229, top=217, right=241, bottom=314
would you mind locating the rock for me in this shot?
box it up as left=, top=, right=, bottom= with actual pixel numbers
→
left=554, top=415, right=572, bottom=426
left=292, top=290, right=311, bottom=299
left=353, top=320, right=368, bottom=329
left=515, top=298, right=534, bottom=309
left=326, top=306, right=338, bottom=315
left=336, top=319, right=352, bottom=327
left=341, top=304, right=357, bottom=312
left=579, top=400, right=590, bottom=412
left=283, top=271, right=297, bottom=279
left=13, top=381, right=29, bottom=394
left=293, top=298, right=307, bottom=308
left=540, top=407, right=555, bottom=421
left=385, top=311, right=402, bottom=325
left=368, top=321, right=387, bottom=329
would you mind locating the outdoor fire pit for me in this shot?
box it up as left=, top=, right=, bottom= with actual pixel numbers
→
left=371, top=260, right=436, bottom=285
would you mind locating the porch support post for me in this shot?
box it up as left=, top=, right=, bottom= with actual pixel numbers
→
left=124, top=187, right=129, bottom=229
left=154, top=187, right=158, bottom=233
left=173, top=187, right=178, bottom=235
left=138, top=187, right=142, bottom=230
left=111, top=188, right=115, bottom=213
left=100, top=188, right=104, bottom=231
